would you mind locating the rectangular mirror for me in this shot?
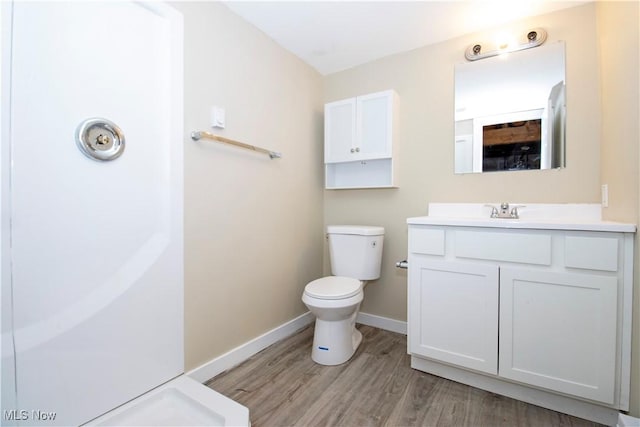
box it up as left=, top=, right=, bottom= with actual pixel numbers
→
left=454, top=41, right=566, bottom=173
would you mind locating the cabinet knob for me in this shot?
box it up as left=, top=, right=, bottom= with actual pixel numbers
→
left=350, top=148, right=355, bottom=153
left=355, top=147, right=360, bottom=152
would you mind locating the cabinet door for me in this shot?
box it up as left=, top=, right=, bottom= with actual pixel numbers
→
left=356, top=91, right=393, bottom=160
left=409, top=259, right=499, bottom=375
left=324, top=98, right=356, bottom=163
left=499, top=268, right=617, bottom=404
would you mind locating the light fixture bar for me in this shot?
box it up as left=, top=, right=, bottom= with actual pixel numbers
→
left=465, top=28, right=547, bottom=61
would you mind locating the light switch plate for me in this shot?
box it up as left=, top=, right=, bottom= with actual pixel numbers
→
left=211, top=106, right=225, bottom=129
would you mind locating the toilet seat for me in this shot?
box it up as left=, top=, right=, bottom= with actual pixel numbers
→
left=304, top=276, right=361, bottom=300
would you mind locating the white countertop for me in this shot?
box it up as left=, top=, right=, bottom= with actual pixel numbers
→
left=407, top=203, right=636, bottom=233
left=407, top=216, right=636, bottom=232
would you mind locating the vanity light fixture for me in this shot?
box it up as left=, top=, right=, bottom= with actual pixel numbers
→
left=465, top=28, right=547, bottom=61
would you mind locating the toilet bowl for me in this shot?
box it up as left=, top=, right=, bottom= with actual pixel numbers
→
left=302, top=276, right=364, bottom=365
left=302, top=225, right=384, bottom=366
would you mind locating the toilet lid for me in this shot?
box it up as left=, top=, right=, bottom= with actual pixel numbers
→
left=304, top=276, right=362, bottom=300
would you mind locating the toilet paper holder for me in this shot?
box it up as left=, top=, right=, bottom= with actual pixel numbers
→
left=395, top=260, right=408, bottom=269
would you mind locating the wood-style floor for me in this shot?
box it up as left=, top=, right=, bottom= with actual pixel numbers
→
left=205, top=324, right=602, bottom=427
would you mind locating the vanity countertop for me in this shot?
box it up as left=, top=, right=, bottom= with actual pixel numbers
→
left=407, top=203, right=636, bottom=233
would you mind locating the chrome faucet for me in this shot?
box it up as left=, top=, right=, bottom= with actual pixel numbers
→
left=485, top=202, right=524, bottom=219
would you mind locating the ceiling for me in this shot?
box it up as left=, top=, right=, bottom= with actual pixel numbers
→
left=223, top=1, right=588, bottom=75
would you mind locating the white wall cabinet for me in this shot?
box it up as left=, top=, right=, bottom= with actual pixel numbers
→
left=324, top=90, right=398, bottom=189
left=407, top=223, right=634, bottom=424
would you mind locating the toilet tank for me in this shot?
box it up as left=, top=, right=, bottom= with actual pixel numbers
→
left=327, top=225, right=384, bottom=280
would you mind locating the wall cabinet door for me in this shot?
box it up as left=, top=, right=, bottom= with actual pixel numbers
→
left=499, top=267, right=618, bottom=404
left=356, top=91, right=393, bottom=160
left=324, top=98, right=356, bottom=163
left=409, top=259, right=499, bottom=375
left=325, top=91, right=394, bottom=163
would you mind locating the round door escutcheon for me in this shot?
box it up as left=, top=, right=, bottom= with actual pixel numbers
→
left=76, top=118, right=125, bottom=161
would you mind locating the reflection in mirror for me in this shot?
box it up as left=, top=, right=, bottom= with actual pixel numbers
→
left=454, top=41, right=566, bottom=174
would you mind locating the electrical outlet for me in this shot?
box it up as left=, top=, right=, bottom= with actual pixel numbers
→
left=601, top=184, right=609, bottom=208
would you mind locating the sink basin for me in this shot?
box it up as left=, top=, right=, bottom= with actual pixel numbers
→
left=407, top=203, right=636, bottom=232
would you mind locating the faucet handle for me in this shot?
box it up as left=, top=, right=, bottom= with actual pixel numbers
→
left=510, top=205, right=526, bottom=218
left=484, top=204, right=499, bottom=218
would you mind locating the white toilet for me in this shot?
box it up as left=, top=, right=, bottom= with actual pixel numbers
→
left=302, top=225, right=384, bottom=365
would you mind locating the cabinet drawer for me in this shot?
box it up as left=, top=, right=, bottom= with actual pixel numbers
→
left=409, top=228, right=445, bottom=255
left=455, top=230, right=551, bottom=265
left=565, top=236, right=618, bottom=272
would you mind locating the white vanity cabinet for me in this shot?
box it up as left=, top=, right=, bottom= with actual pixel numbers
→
left=324, top=90, right=398, bottom=189
left=407, top=216, right=635, bottom=424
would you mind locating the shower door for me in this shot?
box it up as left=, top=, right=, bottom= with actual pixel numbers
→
left=3, top=2, right=183, bottom=425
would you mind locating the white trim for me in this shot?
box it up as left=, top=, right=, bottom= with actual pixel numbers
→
left=356, top=312, right=407, bottom=335
left=411, top=356, right=621, bottom=425
left=187, top=312, right=315, bottom=383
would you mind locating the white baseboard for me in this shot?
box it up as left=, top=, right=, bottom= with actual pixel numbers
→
left=357, top=312, right=407, bottom=335
left=187, top=311, right=407, bottom=384
left=187, top=311, right=314, bottom=383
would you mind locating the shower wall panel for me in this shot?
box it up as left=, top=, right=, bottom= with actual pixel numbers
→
left=5, top=2, right=183, bottom=425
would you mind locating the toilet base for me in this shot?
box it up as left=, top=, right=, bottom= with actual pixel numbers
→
left=311, top=311, right=362, bottom=365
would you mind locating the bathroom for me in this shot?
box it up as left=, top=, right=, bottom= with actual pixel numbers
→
left=1, top=1, right=638, bottom=426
